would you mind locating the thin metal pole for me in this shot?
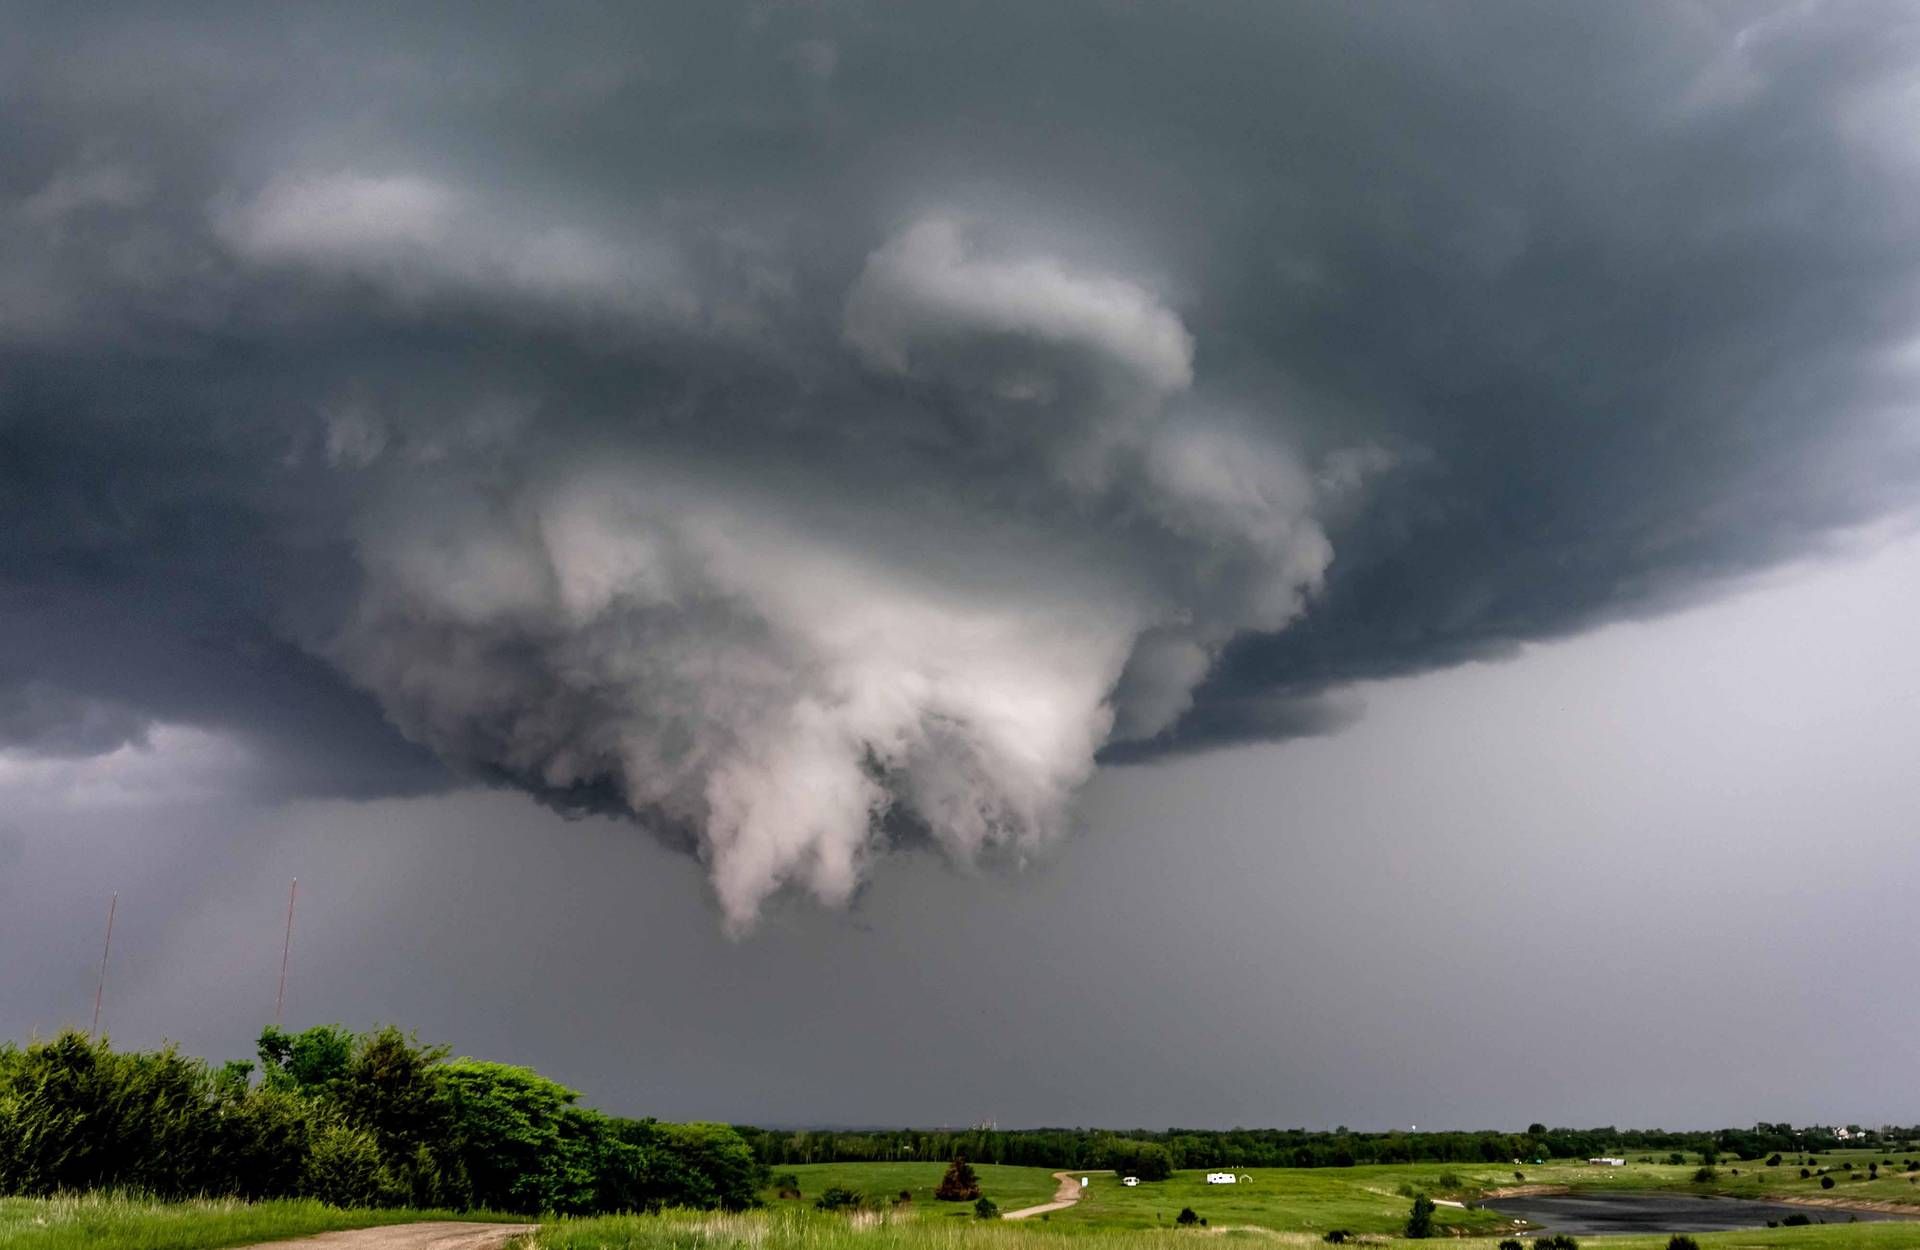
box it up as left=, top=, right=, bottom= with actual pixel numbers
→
left=90, top=892, right=117, bottom=1040
left=275, top=878, right=298, bottom=1026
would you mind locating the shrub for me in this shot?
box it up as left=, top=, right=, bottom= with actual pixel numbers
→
left=974, top=1196, right=999, bottom=1219
left=1668, top=1238, right=1702, bottom=1250
left=1405, top=1194, right=1436, bottom=1239
left=815, top=1186, right=863, bottom=1211
left=1692, top=1166, right=1718, bottom=1183
left=1176, top=1207, right=1200, bottom=1226
left=1436, top=1170, right=1463, bottom=1189
left=1767, top=1153, right=1783, bottom=1167
left=1514, top=1171, right=1526, bottom=1181
left=303, top=1118, right=404, bottom=1208
left=1667, top=1153, right=1687, bottom=1165
left=1800, top=1168, right=1811, bottom=1178
left=1323, top=1231, right=1350, bottom=1244
left=1781, top=1213, right=1812, bottom=1226
left=1821, top=1175, right=1836, bottom=1189
left=772, top=1173, right=801, bottom=1199
left=1500, top=1241, right=1524, bottom=1250
left=935, top=1155, right=982, bottom=1201
left=1535, top=1237, right=1580, bottom=1250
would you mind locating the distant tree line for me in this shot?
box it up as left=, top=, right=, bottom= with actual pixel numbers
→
left=739, top=1122, right=1920, bottom=1172
left=0, top=1027, right=764, bottom=1215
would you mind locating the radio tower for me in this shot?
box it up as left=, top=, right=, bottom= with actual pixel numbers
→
left=275, top=879, right=298, bottom=1026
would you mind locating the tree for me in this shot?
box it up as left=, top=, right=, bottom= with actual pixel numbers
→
left=1667, top=1238, right=1701, bottom=1250
left=1405, top=1193, right=1435, bottom=1238
left=1176, top=1206, right=1200, bottom=1226
left=974, top=1196, right=999, bottom=1219
left=936, top=1155, right=982, bottom=1201
left=1767, top=1153, right=1783, bottom=1167
left=1821, top=1175, right=1836, bottom=1189
left=1692, top=1166, right=1717, bottom=1183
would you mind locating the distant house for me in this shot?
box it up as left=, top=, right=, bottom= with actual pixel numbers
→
left=1206, top=1173, right=1238, bottom=1185
left=1123, top=1177, right=1140, bottom=1187
left=1588, top=1157, right=1627, bottom=1167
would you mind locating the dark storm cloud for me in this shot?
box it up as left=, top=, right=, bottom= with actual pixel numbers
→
left=3, top=2, right=1918, bottom=921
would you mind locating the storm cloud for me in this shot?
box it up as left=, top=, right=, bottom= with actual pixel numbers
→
left=3, top=2, right=1918, bottom=928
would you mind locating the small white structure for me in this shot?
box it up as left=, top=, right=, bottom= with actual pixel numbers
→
left=1206, top=1172, right=1238, bottom=1185
left=1123, top=1176, right=1140, bottom=1187
left=1588, top=1157, right=1627, bottom=1167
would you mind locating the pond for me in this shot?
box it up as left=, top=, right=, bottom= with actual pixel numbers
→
left=1480, top=1191, right=1910, bottom=1235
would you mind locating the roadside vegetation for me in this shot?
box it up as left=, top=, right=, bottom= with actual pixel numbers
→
left=0, top=1192, right=517, bottom=1250
left=0, top=1028, right=762, bottom=1218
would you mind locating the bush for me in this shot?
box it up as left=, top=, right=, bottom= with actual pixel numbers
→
left=1534, top=1237, right=1580, bottom=1250
left=1781, top=1213, right=1812, bottom=1227
left=1692, top=1166, right=1717, bottom=1183
left=772, top=1173, right=801, bottom=1199
left=815, top=1186, right=863, bottom=1211
left=1801, top=1168, right=1811, bottom=1178
left=303, top=1118, right=404, bottom=1208
left=1323, top=1232, right=1350, bottom=1244
left=1822, top=1175, right=1836, bottom=1189
left=1436, top=1170, right=1463, bottom=1189
left=1405, top=1193, right=1436, bottom=1239
left=1176, top=1207, right=1200, bottom=1226
left=1667, top=1153, right=1687, bottom=1165
left=974, top=1196, right=999, bottom=1219
left=1514, top=1171, right=1526, bottom=1181
left=1500, top=1241, right=1524, bottom=1250
left=1668, top=1238, right=1701, bottom=1250
left=935, top=1155, right=982, bottom=1201
left=1767, top=1153, right=1783, bottom=1167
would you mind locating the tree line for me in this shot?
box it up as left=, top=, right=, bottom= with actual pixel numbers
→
left=738, top=1122, right=1919, bottom=1172
left=0, top=1027, right=764, bottom=1215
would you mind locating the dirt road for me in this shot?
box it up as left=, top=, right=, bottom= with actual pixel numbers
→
left=234, top=1223, right=535, bottom=1250
left=1002, top=1170, right=1089, bottom=1220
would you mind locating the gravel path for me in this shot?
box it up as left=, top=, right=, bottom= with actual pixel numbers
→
left=1002, top=1171, right=1088, bottom=1220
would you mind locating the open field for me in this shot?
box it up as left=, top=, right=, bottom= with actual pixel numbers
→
left=0, top=1194, right=519, bottom=1250
left=761, top=1160, right=1920, bottom=1239
left=764, top=1164, right=1065, bottom=1218
left=529, top=1206, right=1920, bottom=1250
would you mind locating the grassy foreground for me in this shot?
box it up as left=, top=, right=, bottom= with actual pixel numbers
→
left=528, top=1206, right=1920, bottom=1250
left=0, top=1193, right=515, bottom=1250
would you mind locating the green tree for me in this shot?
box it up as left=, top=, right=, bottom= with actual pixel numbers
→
left=1176, top=1206, right=1200, bottom=1226
left=974, top=1196, right=999, bottom=1219
left=1405, top=1193, right=1435, bottom=1238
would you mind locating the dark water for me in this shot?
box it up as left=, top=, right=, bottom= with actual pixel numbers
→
left=1482, top=1191, right=1909, bottom=1235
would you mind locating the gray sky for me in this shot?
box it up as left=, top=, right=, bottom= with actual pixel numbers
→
left=2, top=2, right=1918, bottom=1130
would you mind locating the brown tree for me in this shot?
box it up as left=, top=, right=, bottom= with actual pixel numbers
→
left=935, top=1155, right=983, bottom=1201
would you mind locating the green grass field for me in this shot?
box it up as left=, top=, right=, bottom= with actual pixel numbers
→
left=0, top=1192, right=518, bottom=1250
left=529, top=1205, right=1920, bottom=1250
left=764, top=1163, right=1065, bottom=1217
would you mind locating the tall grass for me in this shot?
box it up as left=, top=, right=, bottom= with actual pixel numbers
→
left=0, top=1192, right=518, bottom=1250
left=527, top=1206, right=1920, bottom=1250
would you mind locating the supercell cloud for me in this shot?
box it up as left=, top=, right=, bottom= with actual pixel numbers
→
left=2, top=3, right=1918, bottom=928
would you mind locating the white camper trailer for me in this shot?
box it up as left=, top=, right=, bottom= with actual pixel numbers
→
left=1122, top=1177, right=1140, bottom=1187
left=1206, top=1173, right=1238, bottom=1184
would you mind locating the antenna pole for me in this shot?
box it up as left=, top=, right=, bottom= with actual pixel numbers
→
left=90, top=892, right=117, bottom=1040
left=275, top=878, right=298, bottom=1026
